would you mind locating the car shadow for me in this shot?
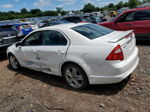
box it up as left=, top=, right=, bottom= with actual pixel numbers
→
left=7, top=64, right=130, bottom=96
left=136, top=40, right=150, bottom=46
left=0, top=54, right=7, bottom=62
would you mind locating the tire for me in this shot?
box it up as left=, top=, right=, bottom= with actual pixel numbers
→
left=8, top=54, right=20, bottom=70
left=62, top=63, right=89, bottom=89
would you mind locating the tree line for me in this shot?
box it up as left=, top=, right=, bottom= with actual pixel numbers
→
left=83, top=0, right=149, bottom=12
left=0, top=8, right=66, bottom=21
left=0, top=0, right=149, bottom=21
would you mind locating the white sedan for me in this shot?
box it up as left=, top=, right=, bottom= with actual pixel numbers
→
left=7, top=23, right=139, bottom=89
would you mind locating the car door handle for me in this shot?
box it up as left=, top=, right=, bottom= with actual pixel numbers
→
left=57, top=50, right=65, bottom=55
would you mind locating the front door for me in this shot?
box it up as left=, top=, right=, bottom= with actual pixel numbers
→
left=17, top=31, right=43, bottom=70
left=116, top=9, right=150, bottom=37
left=132, top=9, right=150, bottom=36
left=115, top=11, right=135, bottom=32
left=37, top=30, right=69, bottom=75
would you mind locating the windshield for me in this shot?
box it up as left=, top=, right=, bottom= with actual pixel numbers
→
left=72, top=24, right=113, bottom=39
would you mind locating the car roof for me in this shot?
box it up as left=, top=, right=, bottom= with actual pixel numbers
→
left=124, top=7, right=150, bottom=13
left=38, top=23, right=88, bottom=30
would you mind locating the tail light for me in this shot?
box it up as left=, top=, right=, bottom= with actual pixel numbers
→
left=106, top=45, right=124, bottom=61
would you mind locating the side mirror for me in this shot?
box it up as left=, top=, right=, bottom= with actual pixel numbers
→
left=16, top=42, right=23, bottom=47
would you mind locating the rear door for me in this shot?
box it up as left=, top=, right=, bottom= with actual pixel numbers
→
left=37, top=30, right=69, bottom=75
left=115, top=11, right=136, bottom=31
left=17, top=31, right=43, bottom=70
left=116, top=9, right=150, bottom=37
left=132, top=9, right=150, bottom=37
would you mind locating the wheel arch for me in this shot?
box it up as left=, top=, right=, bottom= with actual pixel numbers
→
left=7, top=52, right=14, bottom=58
left=7, top=52, right=21, bottom=66
left=60, top=61, right=90, bottom=83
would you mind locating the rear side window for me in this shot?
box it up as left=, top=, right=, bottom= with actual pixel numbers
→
left=135, top=9, right=150, bottom=21
left=125, top=12, right=135, bottom=21
left=117, top=11, right=135, bottom=22
left=43, top=30, right=67, bottom=45
left=72, top=24, right=113, bottom=39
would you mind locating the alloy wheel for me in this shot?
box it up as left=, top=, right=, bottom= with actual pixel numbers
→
left=9, top=55, right=19, bottom=70
left=65, top=67, right=83, bottom=88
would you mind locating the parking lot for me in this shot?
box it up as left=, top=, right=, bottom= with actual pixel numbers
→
left=0, top=40, right=149, bottom=112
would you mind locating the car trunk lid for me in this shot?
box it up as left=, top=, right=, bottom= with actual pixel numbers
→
left=104, top=30, right=136, bottom=60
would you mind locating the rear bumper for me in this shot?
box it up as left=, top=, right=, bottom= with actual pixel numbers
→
left=88, top=47, right=139, bottom=84
left=89, top=57, right=139, bottom=84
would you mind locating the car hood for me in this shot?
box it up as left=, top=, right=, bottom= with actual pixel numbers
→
left=0, top=31, right=18, bottom=38
left=93, top=30, right=133, bottom=43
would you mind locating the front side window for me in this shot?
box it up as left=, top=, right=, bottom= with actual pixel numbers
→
left=23, top=32, right=43, bottom=46
left=43, top=30, right=67, bottom=45
left=125, top=12, right=135, bottom=21
left=135, top=9, right=150, bottom=21
left=117, top=11, right=135, bottom=22
left=72, top=24, right=113, bottom=39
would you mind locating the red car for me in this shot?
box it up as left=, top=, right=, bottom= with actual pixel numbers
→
left=99, top=7, right=150, bottom=39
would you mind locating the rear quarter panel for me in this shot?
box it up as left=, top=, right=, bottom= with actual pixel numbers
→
left=65, top=39, right=115, bottom=77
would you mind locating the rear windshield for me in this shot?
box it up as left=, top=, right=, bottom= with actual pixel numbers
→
left=72, top=24, right=113, bottom=39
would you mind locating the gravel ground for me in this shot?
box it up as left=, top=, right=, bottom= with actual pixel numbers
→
left=0, top=40, right=149, bottom=112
